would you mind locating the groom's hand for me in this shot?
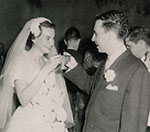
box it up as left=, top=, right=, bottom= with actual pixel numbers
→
left=62, top=52, right=78, bottom=72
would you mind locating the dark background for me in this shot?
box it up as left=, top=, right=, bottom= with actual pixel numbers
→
left=0, top=0, right=150, bottom=53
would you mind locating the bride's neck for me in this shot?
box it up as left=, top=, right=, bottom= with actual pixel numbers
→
left=28, top=46, right=43, bottom=59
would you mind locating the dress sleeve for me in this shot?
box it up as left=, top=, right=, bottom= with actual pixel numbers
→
left=11, top=58, right=29, bottom=88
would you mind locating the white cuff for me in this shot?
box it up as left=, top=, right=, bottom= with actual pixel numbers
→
left=63, top=52, right=78, bottom=72
left=66, top=57, right=78, bottom=72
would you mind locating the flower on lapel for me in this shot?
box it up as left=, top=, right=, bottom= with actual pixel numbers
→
left=104, top=69, right=116, bottom=82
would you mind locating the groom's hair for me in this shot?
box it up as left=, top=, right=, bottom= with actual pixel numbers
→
left=26, top=20, right=55, bottom=50
left=95, top=10, right=129, bottom=39
left=127, top=26, right=150, bottom=47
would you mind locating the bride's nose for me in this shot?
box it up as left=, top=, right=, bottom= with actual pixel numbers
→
left=49, top=38, right=55, bottom=44
left=48, top=40, right=55, bottom=47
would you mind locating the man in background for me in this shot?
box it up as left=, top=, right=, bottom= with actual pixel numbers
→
left=125, top=26, right=150, bottom=132
left=63, top=27, right=88, bottom=132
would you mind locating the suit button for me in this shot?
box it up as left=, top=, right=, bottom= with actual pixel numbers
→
left=90, top=124, right=94, bottom=128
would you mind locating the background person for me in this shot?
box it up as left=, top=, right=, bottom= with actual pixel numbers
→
left=63, top=26, right=87, bottom=132
left=125, top=26, right=150, bottom=132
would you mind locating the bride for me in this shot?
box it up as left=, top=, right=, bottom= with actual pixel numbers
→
left=0, top=17, right=73, bottom=132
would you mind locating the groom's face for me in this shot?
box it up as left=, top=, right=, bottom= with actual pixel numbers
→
left=91, top=20, right=111, bottom=53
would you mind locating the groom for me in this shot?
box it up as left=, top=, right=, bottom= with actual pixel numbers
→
left=64, top=10, right=150, bottom=132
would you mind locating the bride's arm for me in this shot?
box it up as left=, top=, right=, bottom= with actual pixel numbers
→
left=14, top=57, right=61, bottom=106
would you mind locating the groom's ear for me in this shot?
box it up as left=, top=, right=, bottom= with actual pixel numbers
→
left=138, top=40, right=146, bottom=48
left=108, top=28, right=116, bottom=36
left=107, top=30, right=115, bottom=42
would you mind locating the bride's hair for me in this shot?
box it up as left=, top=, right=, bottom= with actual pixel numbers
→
left=26, top=21, right=55, bottom=51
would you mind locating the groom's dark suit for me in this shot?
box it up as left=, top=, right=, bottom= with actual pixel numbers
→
left=65, top=50, right=150, bottom=132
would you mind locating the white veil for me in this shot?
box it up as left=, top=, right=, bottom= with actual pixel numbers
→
left=0, top=17, right=74, bottom=129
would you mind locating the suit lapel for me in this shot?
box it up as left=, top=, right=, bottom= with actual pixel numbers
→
left=89, top=61, right=106, bottom=95
left=89, top=61, right=107, bottom=103
left=89, top=50, right=130, bottom=102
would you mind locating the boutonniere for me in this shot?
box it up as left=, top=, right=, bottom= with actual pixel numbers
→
left=104, top=69, right=116, bottom=82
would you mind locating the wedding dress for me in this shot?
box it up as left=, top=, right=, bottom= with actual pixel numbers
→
left=5, top=51, right=68, bottom=132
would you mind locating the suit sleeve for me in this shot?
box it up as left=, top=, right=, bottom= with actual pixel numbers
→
left=120, top=68, right=150, bottom=132
left=64, top=64, right=93, bottom=95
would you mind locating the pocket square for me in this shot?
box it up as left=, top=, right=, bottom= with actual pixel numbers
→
left=105, top=84, right=118, bottom=91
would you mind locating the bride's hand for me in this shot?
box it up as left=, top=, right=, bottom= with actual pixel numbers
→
left=43, top=55, right=62, bottom=73
left=61, top=54, right=71, bottom=70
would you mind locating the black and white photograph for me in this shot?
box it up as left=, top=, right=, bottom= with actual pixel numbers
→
left=0, top=0, right=150, bottom=132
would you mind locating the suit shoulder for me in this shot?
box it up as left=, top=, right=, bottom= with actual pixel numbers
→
left=125, top=53, right=148, bottom=72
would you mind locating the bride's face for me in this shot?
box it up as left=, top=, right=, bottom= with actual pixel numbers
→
left=34, top=26, right=55, bottom=54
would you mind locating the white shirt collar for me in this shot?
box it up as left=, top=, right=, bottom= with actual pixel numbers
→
left=105, top=46, right=126, bottom=70
left=108, top=46, right=126, bottom=62
left=141, top=55, right=150, bottom=72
